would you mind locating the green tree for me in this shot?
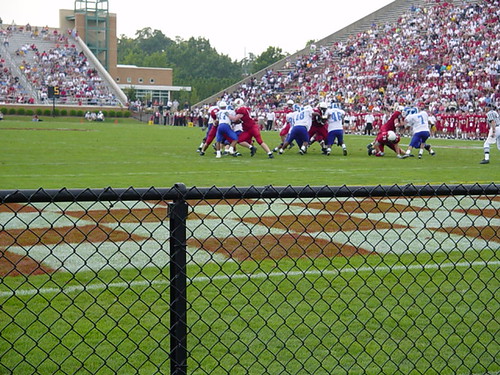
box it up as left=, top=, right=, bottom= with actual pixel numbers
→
left=123, top=86, right=137, bottom=102
left=135, top=28, right=174, bottom=55
left=116, top=31, right=289, bottom=103
left=251, top=47, right=286, bottom=74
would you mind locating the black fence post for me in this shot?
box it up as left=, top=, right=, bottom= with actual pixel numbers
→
left=169, top=183, right=188, bottom=375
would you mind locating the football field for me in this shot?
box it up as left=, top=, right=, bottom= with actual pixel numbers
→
left=0, top=116, right=497, bottom=189
left=0, top=117, right=499, bottom=374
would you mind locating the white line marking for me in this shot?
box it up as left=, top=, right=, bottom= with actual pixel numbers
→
left=1, top=260, right=498, bottom=298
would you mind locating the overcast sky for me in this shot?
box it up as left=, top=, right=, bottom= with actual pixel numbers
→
left=1, top=0, right=394, bottom=61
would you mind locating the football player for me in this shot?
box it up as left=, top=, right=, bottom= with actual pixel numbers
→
left=480, top=104, right=500, bottom=164
left=401, top=104, right=436, bottom=159
left=279, top=105, right=315, bottom=155
left=324, top=102, right=347, bottom=156
left=367, top=108, right=406, bottom=157
left=232, top=98, right=275, bottom=159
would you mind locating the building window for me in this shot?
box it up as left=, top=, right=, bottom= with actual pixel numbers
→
left=116, top=77, right=120, bottom=82
left=138, top=78, right=143, bottom=83
left=127, top=77, right=131, bottom=83
left=150, top=78, right=155, bottom=84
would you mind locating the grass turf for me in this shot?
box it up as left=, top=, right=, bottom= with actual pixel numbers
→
left=0, top=117, right=498, bottom=189
left=0, top=116, right=498, bottom=374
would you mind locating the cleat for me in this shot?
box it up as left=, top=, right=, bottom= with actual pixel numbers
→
left=367, top=145, right=373, bottom=156
left=234, top=152, right=242, bottom=157
left=200, top=151, right=205, bottom=156
left=408, top=154, right=415, bottom=157
left=272, top=147, right=278, bottom=153
left=343, top=149, right=347, bottom=156
left=479, top=159, right=489, bottom=164
left=424, top=144, right=431, bottom=152
left=400, top=154, right=409, bottom=159
left=268, top=153, right=274, bottom=159
left=196, top=147, right=201, bottom=153
left=430, top=151, right=435, bottom=156
left=278, top=149, right=284, bottom=155
left=418, top=154, right=422, bottom=159
left=250, top=146, right=257, bottom=157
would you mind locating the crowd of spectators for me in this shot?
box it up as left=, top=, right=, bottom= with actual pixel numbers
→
left=0, top=54, right=24, bottom=104
left=0, top=21, right=118, bottom=105
left=198, top=0, right=499, bottom=139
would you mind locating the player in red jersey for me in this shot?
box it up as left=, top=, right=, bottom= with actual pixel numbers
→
left=367, top=108, right=406, bottom=157
left=233, top=98, right=274, bottom=158
left=198, top=105, right=220, bottom=156
left=198, top=105, right=220, bottom=155
left=308, top=102, right=329, bottom=153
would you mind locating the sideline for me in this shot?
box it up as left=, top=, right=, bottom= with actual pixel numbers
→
left=1, top=259, right=498, bottom=298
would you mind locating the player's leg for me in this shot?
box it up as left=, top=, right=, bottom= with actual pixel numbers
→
left=480, top=129, right=496, bottom=164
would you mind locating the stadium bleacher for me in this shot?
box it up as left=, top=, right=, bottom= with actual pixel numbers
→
left=0, top=24, right=121, bottom=106
left=1, top=0, right=498, bottom=129
left=194, top=0, right=498, bottom=139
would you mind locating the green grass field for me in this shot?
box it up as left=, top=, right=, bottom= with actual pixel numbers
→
left=0, top=116, right=498, bottom=189
left=0, top=117, right=498, bottom=374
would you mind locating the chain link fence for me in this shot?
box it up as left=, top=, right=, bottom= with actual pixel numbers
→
left=1, top=184, right=499, bottom=374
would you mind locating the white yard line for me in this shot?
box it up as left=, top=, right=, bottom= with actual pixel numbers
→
left=1, top=259, right=498, bottom=298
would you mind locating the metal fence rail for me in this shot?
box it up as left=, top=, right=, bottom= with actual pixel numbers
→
left=1, top=184, right=499, bottom=374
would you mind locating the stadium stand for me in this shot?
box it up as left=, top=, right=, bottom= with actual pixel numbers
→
left=0, top=23, right=123, bottom=106
left=194, top=0, right=498, bottom=139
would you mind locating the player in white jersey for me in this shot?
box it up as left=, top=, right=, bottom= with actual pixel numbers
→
left=215, top=101, right=239, bottom=158
left=279, top=105, right=315, bottom=155
left=273, top=102, right=298, bottom=152
left=480, top=106, right=500, bottom=164
left=324, top=103, right=347, bottom=156
left=402, top=106, right=436, bottom=159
